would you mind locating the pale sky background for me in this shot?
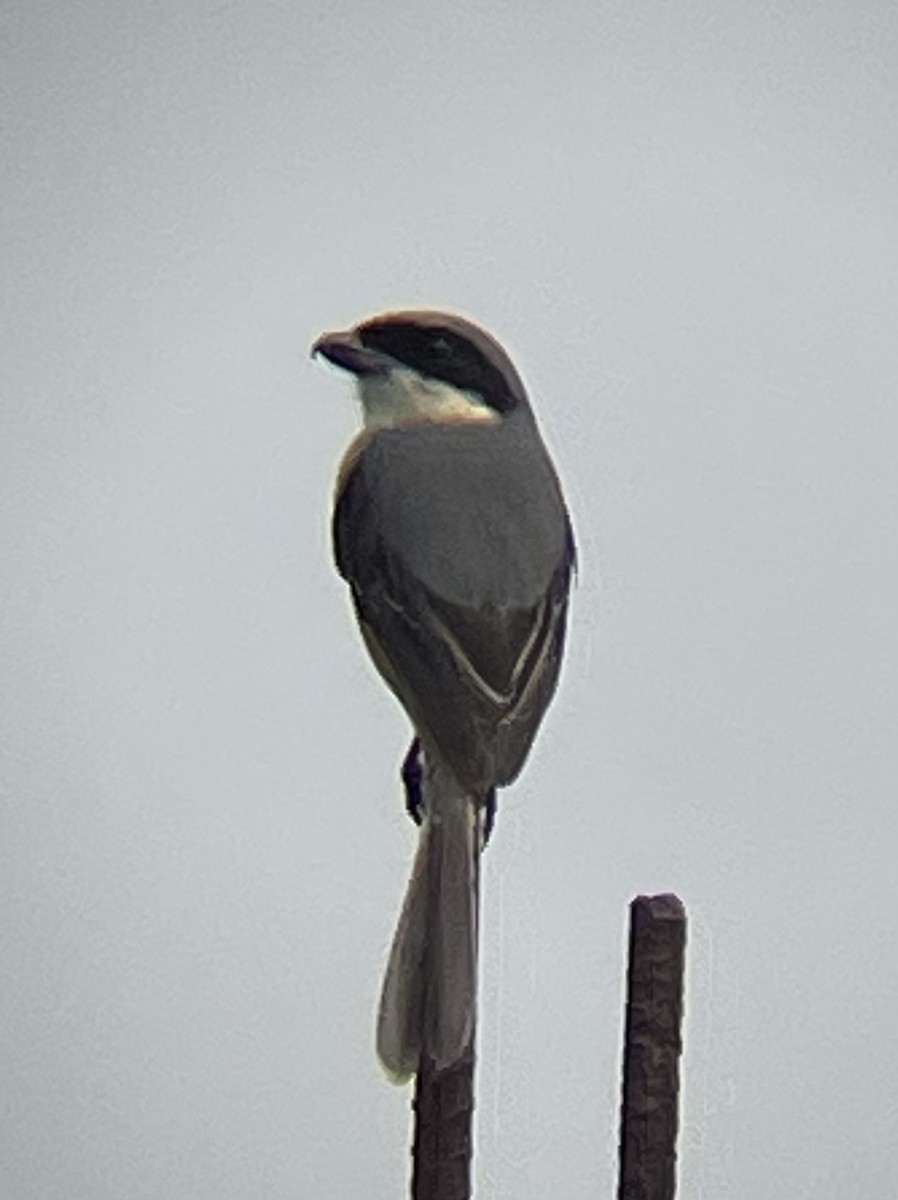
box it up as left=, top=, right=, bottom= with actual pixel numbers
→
left=2, top=1, right=896, bottom=1197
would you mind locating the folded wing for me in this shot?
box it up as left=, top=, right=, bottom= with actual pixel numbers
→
left=333, top=444, right=575, bottom=792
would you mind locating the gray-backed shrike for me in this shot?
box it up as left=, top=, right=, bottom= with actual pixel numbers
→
left=313, top=309, right=575, bottom=1081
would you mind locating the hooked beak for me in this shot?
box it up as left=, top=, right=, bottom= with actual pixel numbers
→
left=311, top=329, right=392, bottom=377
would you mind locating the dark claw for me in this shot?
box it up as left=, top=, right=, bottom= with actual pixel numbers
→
left=401, top=738, right=496, bottom=845
left=482, top=787, right=497, bottom=847
left=401, top=737, right=424, bottom=826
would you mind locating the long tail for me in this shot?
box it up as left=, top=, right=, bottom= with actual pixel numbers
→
left=376, top=757, right=480, bottom=1082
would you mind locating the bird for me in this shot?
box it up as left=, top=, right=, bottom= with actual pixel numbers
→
left=312, top=309, right=575, bottom=1081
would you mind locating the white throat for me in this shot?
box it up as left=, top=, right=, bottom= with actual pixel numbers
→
left=357, top=367, right=500, bottom=431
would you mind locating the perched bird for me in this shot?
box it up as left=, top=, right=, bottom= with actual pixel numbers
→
left=313, top=309, right=575, bottom=1081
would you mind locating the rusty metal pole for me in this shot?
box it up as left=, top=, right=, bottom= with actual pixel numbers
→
left=411, top=1044, right=476, bottom=1200
left=410, top=822, right=479, bottom=1200
left=617, top=893, right=687, bottom=1200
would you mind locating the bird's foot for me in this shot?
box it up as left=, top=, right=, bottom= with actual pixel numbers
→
left=400, top=737, right=424, bottom=826
left=482, top=787, right=497, bottom=847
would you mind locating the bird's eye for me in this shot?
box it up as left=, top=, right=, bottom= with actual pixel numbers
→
left=431, top=336, right=452, bottom=357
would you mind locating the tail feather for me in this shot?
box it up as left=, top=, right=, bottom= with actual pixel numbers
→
left=376, top=760, right=479, bottom=1082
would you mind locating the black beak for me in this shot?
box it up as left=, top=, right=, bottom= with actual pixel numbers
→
left=311, top=329, right=391, bottom=377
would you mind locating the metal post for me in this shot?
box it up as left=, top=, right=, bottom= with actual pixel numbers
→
left=410, top=822, right=479, bottom=1200
left=617, top=894, right=687, bottom=1200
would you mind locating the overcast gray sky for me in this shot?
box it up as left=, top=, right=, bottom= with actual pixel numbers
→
left=2, top=1, right=896, bottom=1197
